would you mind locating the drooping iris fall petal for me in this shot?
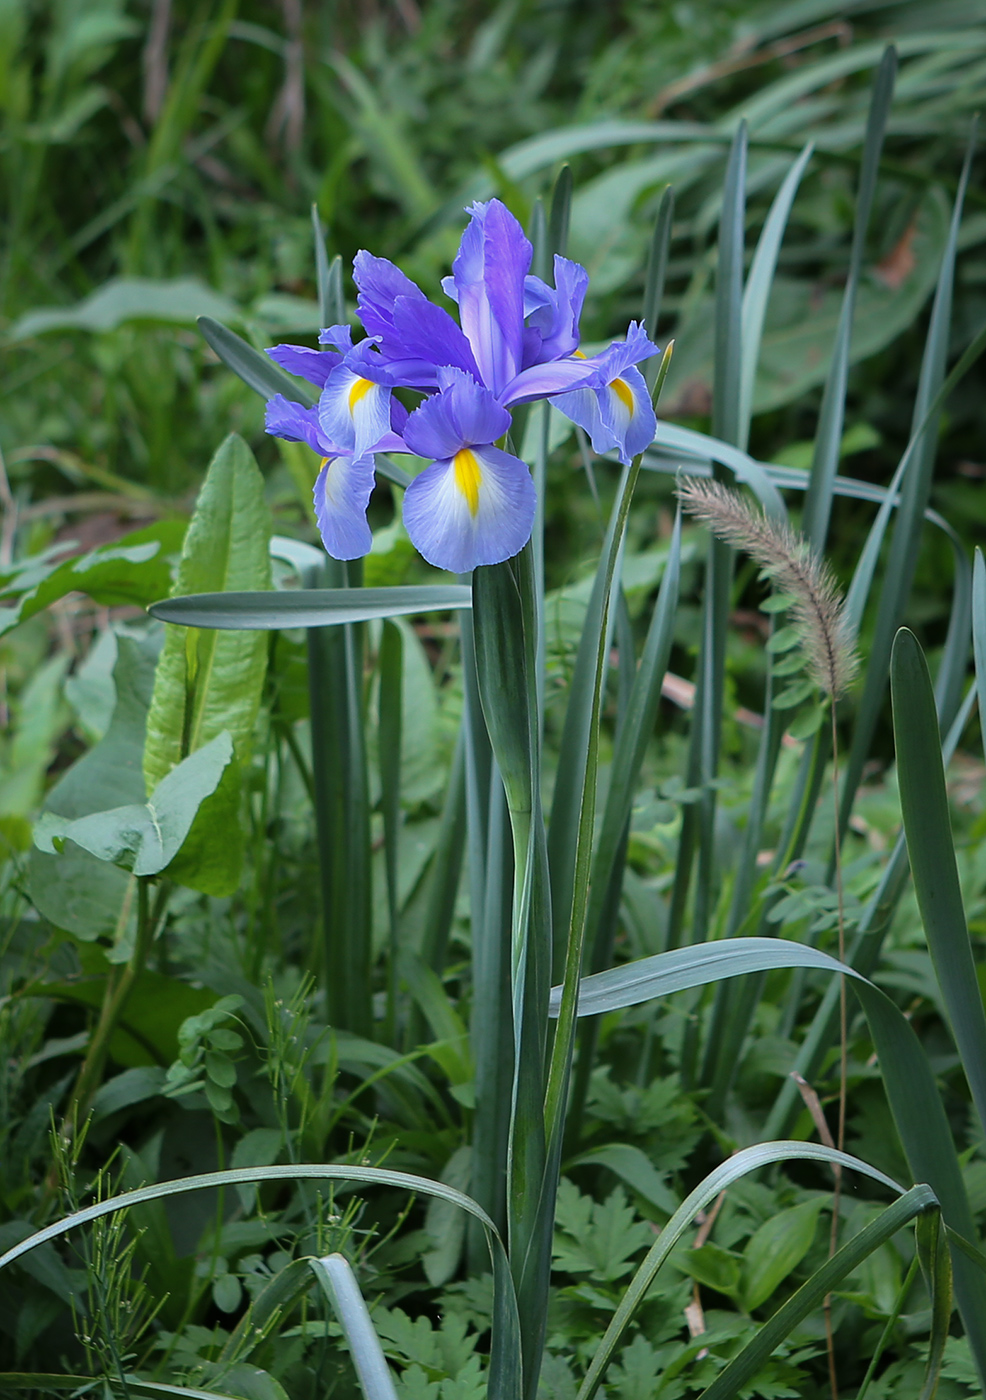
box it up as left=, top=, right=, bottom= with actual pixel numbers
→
left=400, top=367, right=534, bottom=572
left=313, top=454, right=376, bottom=561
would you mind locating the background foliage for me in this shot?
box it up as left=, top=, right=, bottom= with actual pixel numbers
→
left=3, top=2, right=986, bottom=1398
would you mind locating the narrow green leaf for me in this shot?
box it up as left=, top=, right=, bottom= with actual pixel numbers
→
left=801, top=46, right=896, bottom=550
left=840, top=116, right=976, bottom=822
left=713, top=121, right=746, bottom=447
left=379, top=619, right=403, bottom=1042
left=197, top=315, right=316, bottom=408
left=312, top=206, right=344, bottom=328
left=548, top=164, right=573, bottom=259
left=915, top=1209, right=953, bottom=1400
left=311, top=1254, right=400, bottom=1400
left=149, top=585, right=472, bottom=630
left=891, top=628, right=986, bottom=1145
left=737, top=142, right=813, bottom=450
left=973, top=549, right=986, bottom=758
left=307, top=560, right=372, bottom=1036
left=647, top=422, right=786, bottom=518
left=642, top=185, right=674, bottom=389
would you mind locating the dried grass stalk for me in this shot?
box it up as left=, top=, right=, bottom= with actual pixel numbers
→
left=676, top=478, right=858, bottom=698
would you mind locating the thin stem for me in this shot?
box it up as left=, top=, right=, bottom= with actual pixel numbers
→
left=825, top=698, right=848, bottom=1400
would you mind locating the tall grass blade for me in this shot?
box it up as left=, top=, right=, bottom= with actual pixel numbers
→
left=801, top=47, right=896, bottom=551
left=566, top=510, right=683, bottom=1142
left=737, top=142, right=813, bottom=451
left=681, top=123, right=746, bottom=1032
left=548, top=163, right=573, bottom=260
left=841, top=120, right=976, bottom=824
left=311, top=1254, right=400, bottom=1400
left=307, top=560, right=371, bottom=1035
left=642, top=185, right=674, bottom=389
left=974, top=549, right=986, bottom=748
left=765, top=681, right=978, bottom=1139
left=379, top=620, right=403, bottom=1043
left=891, top=628, right=986, bottom=1145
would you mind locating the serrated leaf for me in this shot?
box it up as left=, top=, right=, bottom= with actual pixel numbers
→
left=143, top=433, right=272, bottom=895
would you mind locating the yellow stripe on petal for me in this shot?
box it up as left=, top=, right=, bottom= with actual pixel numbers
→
left=348, top=377, right=373, bottom=413
left=611, top=377, right=634, bottom=414
left=454, top=448, right=482, bottom=517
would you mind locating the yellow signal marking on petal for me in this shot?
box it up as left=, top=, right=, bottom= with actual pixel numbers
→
left=573, top=348, right=586, bottom=358
left=348, top=377, right=373, bottom=413
left=454, top=448, right=482, bottom=517
left=610, top=377, right=634, bottom=414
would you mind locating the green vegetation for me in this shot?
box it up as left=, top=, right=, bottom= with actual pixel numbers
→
left=3, top=4, right=986, bottom=1398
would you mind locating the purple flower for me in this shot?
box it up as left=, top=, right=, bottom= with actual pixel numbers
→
left=551, top=323, right=658, bottom=465
left=262, top=198, right=660, bottom=571
left=355, top=200, right=605, bottom=408
left=401, top=368, right=536, bottom=574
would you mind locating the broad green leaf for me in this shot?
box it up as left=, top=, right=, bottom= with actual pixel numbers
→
left=8, top=277, right=240, bottom=339
left=312, top=1254, right=400, bottom=1400
left=143, top=433, right=271, bottom=894
left=34, top=731, right=233, bottom=876
left=891, top=628, right=986, bottom=1145
left=149, top=584, right=471, bottom=629
left=27, top=633, right=157, bottom=939
left=741, top=1197, right=824, bottom=1311
left=675, top=1241, right=741, bottom=1297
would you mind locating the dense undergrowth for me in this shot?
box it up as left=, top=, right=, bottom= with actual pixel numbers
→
left=3, top=3, right=986, bottom=1399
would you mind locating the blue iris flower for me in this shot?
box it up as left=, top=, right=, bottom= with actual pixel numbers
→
left=263, top=198, right=658, bottom=573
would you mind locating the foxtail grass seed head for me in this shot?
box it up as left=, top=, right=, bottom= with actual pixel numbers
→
left=676, top=478, right=858, bottom=698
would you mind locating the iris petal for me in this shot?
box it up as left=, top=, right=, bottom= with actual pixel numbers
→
left=267, top=344, right=338, bottom=388
left=313, top=454, right=376, bottom=561
left=403, top=367, right=511, bottom=462
left=452, top=199, right=531, bottom=397
left=402, top=444, right=535, bottom=573
left=266, top=395, right=338, bottom=455
left=319, top=361, right=395, bottom=458
left=597, top=365, right=656, bottom=463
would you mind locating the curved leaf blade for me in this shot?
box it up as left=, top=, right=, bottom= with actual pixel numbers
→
left=149, top=585, right=473, bottom=629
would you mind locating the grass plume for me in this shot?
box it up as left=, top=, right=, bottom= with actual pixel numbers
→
left=676, top=478, right=858, bottom=698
